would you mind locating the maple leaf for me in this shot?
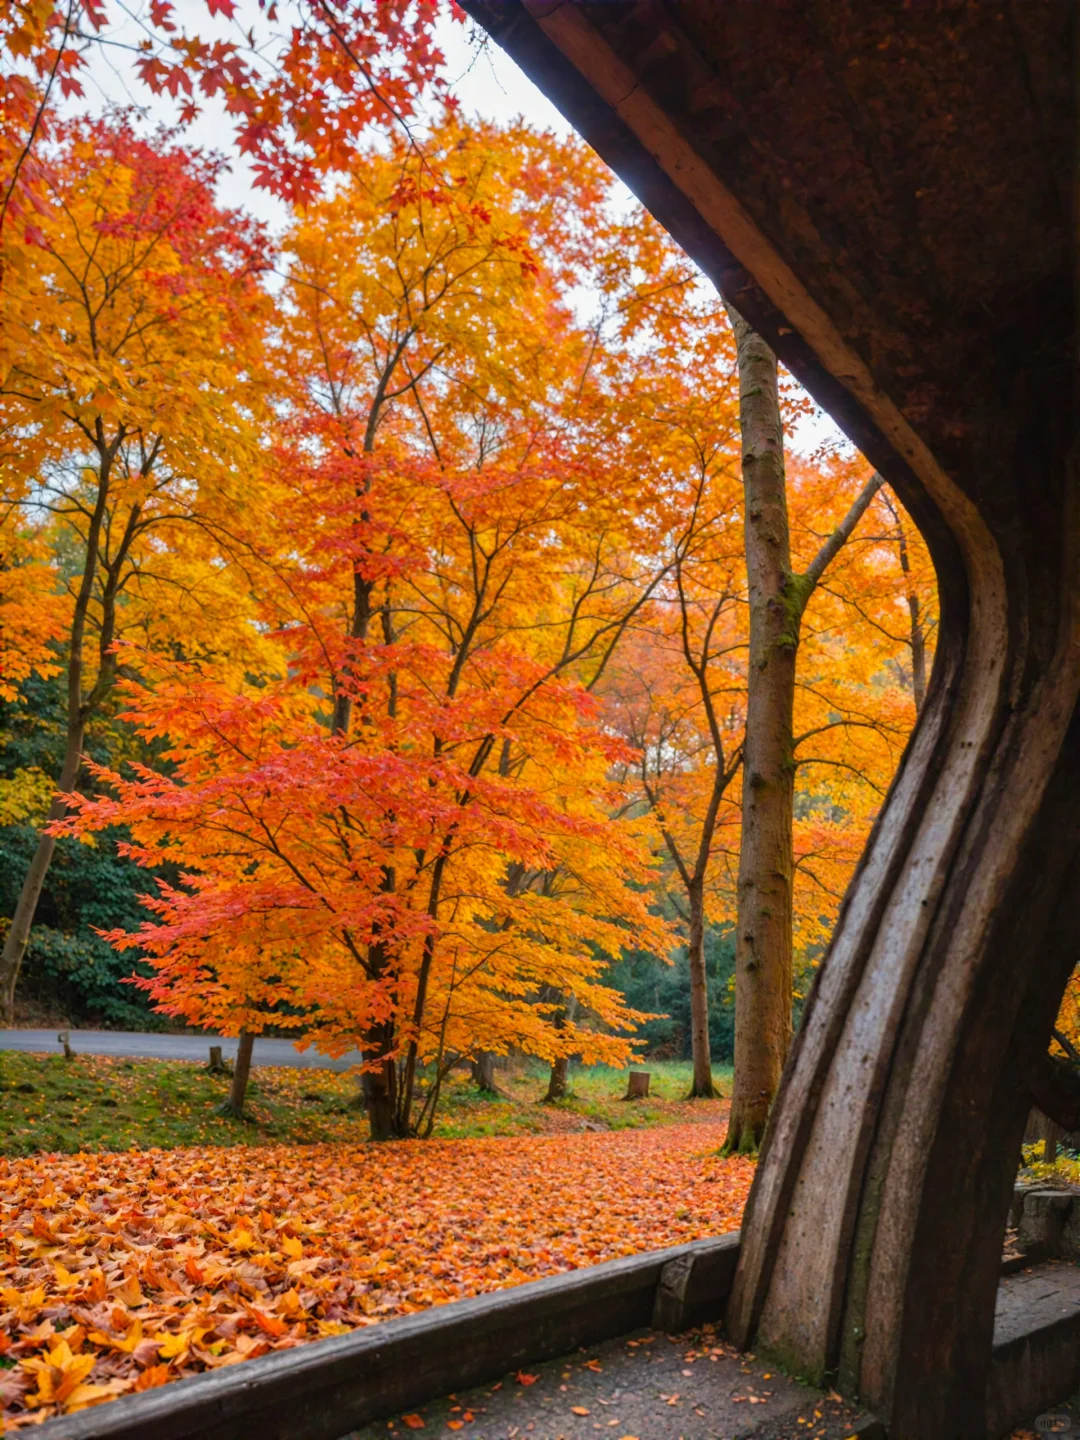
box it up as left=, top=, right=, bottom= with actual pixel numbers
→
left=20, top=1340, right=95, bottom=1407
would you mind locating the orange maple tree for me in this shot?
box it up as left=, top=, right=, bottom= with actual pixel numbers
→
left=1, top=0, right=455, bottom=218
left=0, top=115, right=274, bottom=1018
left=55, top=120, right=673, bottom=1139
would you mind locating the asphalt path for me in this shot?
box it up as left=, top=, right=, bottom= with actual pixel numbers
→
left=0, top=1029, right=363, bottom=1071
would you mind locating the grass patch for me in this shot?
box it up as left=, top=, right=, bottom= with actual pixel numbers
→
left=422, top=1058, right=733, bottom=1139
left=0, top=1051, right=365, bottom=1156
left=0, top=1050, right=732, bottom=1155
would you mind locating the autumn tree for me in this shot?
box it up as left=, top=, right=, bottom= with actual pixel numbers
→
left=873, top=488, right=936, bottom=715
left=58, top=119, right=671, bottom=1140
left=1, top=1, right=454, bottom=208
left=604, top=403, right=744, bottom=1096
left=0, top=117, right=272, bottom=1019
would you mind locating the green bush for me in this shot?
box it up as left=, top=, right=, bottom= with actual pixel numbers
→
left=19, top=925, right=164, bottom=1029
left=0, top=672, right=167, bottom=1029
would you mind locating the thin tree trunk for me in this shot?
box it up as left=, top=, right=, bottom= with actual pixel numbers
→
left=543, top=991, right=578, bottom=1102
left=687, top=878, right=716, bottom=1097
left=0, top=729, right=82, bottom=1021
left=724, top=309, right=794, bottom=1149
left=907, top=592, right=927, bottom=713
left=0, top=433, right=117, bottom=1022
left=219, top=1030, right=255, bottom=1117
left=885, top=493, right=928, bottom=714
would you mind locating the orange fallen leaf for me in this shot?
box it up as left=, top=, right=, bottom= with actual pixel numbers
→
left=516, top=1372, right=539, bottom=1386
left=571, top=1406, right=590, bottom=1415
left=245, top=1305, right=289, bottom=1338
left=134, top=1365, right=171, bottom=1392
left=402, top=1414, right=425, bottom=1430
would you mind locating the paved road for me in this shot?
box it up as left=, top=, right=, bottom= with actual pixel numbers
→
left=0, top=1029, right=363, bottom=1071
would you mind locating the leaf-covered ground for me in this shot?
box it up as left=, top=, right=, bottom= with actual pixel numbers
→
left=0, top=1125, right=752, bottom=1428
left=0, top=1052, right=731, bottom=1155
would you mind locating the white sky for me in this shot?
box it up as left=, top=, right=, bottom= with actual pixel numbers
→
left=64, top=1, right=846, bottom=454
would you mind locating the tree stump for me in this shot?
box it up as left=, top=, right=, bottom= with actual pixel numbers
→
left=206, top=1045, right=232, bottom=1076
left=624, top=1070, right=650, bottom=1100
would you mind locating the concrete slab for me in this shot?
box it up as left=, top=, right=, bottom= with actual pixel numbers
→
left=348, top=1325, right=878, bottom=1440
left=994, top=1260, right=1080, bottom=1348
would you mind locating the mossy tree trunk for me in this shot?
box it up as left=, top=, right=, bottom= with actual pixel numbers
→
left=723, top=309, right=797, bottom=1151
left=723, top=305, right=882, bottom=1153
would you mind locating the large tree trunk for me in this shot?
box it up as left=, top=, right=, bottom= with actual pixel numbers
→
left=363, top=1058, right=401, bottom=1141
left=361, top=1017, right=406, bottom=1141
left=543, top=991, right=578, bottom=1102
left=686, top=878, right=716, bottom=1098
left=471, top=1051, right=498, bottom=1093
left=544, top=1053, right=570, bottom=1102
left=724, top=309, right=794, bottom=1147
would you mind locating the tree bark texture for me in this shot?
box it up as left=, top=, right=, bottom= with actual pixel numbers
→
left=362, top=1018, right=404, bottom=1141
left=723, top=308, right=795, bottom=1148
left=686, top=879, right=717, bottom=1098
left=472, top=1051, right=498, bottom=1093
left=461, top=4, right=1080, bottom=1435
left=545, top=1054, right=570, bottom=1102
left=728, top=443, right=1080, bottom=1437
left=221, top=1031, right=255, bottom=1117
